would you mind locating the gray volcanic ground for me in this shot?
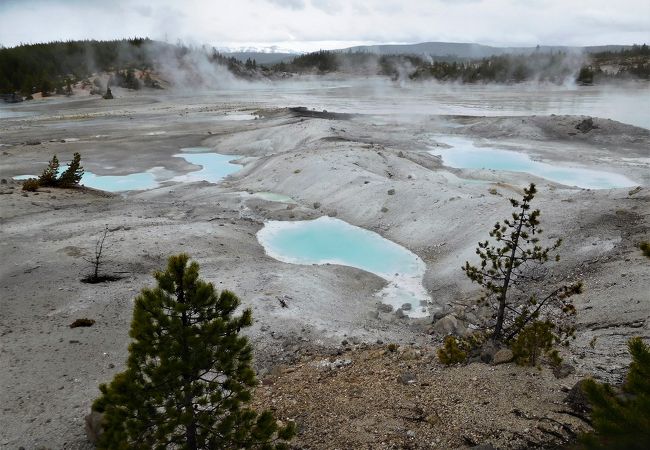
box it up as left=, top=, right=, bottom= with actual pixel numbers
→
left=1, top=79, right=649, bottom=448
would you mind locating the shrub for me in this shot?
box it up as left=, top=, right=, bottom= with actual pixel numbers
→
left=21, top=178, right=39, bottom=191
left=438, top=336, right=468, bottom=365
left=580, top=337, right=650, bottom=449
left=510, top=320, right=557, bottom=366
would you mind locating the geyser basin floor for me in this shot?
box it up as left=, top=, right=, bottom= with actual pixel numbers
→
left=257, top=216, right=430, bottom=318
left=430, top=136, right=638, bottom=189
left=172, top=149, right=242, bottom=183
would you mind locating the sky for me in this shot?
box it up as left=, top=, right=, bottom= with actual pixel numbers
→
left=0, top=0, right=648, bottom=52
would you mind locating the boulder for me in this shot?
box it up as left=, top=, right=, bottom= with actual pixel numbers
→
left=492, top=349, right=514, bottom=365
left=84, top=410, right=104, bottom=443
left=398, top=372, right=417, bottom=385
left=432, top=314, right=467, bottom=336
left=575, top=117, right=598, bottom=133
left=480, top=341, right=498, bottom=363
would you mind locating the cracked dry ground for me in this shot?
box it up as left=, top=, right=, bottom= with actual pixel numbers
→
left=251, top=345, right=588, bottom=449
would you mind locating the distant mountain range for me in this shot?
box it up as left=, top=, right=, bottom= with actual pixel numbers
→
left=223, top=41, right=633, bottom=64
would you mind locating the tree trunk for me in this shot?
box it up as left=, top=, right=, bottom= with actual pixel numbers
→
left=492, top=209, right=526, bottom=341
left=177, top=278, right=198, bottom=450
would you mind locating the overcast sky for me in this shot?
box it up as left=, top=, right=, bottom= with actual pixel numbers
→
left=1, top=0, right=648, bottom=51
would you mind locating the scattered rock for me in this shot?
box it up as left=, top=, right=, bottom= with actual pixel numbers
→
left=492, top=349, right=514, bottom=365
left=316, top=358, right=353, bottom=370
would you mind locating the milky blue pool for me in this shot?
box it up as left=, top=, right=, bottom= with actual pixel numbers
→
left=430, top=136, right=638, bottom=189
left=257, top=216, right=430, bottom=317
left=172, top=150, right=242, bottom=183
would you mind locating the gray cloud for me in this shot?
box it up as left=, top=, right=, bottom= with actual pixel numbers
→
left=0, top=0, right=648, bottom=51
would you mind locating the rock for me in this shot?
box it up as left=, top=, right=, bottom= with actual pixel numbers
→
left=103, top=87, right=113, bottom=100
left=395, top=308, right=406, bottom=319
left=378, top=303, right=393, bottom=313
left=492, top=349, right=514, bottom=365
left=398, top=372, right=417, bottom=385
left=313, top=202, right=321, bottom=209
left=401, top=303, right=412, bottom=311
left=25, top=140, right=41, bottom=145
left=432, top=314, right=467, bottom=336
left=432, top=310, right=448, bottom=322
left=398, top=348, right=421, bottom=361
left=553, top=362, right=576, bottom=379
left=316, top=358, right=352, bottom=370
left=387, top=189, right=396, bottom=195
left=480, top=341, right=498, bottom=364
left=576, top=117, right=598, bottom=133
left=84, top=411, right=104, bottom=443
left=0, top=179, right=6, bottom=184
left=564, top=379, right=593, bottom=414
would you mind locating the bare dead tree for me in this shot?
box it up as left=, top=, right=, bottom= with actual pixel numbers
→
left=82, top=226, right=118, bottom=283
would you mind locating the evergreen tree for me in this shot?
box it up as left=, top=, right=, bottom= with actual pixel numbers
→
left=39, top=154, right=60, bottom=187
left=58, top=152, right=84, bottom=187
left=92, top=254, right=295, bottom=449
left=463, top=183, right=582, bottom=343
left=580, top=337, right=650, bottom=449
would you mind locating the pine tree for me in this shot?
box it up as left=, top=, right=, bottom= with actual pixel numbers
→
left=92, top=254, right=295, bottom=449
left=463, top=183, right=582, bottom=344
left=580, top=337, right=650, bottom=449
left=58, top=152, right=84, bottom=187
left=39, top=154, right=60, bottom=187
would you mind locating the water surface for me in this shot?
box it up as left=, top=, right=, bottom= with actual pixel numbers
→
left=257, top=216, right=429, bottom=317
left=430, top=136, right=638, bottom=189
left=172, top=150, right=242, bottom=183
